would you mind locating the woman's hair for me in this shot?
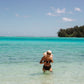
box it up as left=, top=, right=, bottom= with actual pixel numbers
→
left=47, top=52, right=51, bottom=55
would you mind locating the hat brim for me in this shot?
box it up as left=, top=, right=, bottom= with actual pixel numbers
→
left=43, top=52, right=53, bottom=56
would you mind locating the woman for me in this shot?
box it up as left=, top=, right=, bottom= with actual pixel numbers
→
left=40, top=50, right=53, bottom=72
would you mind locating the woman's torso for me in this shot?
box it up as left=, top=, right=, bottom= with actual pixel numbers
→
left=44, top=56, right=52, bottom=66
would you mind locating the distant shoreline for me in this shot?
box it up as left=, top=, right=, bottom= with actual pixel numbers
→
left=0, top=35, right=84, bottom=37
left=0, top=36, right=84, bottom=38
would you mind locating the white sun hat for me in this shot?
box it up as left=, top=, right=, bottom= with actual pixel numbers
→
left=47, top=50, right=52, bottom=54
left=43, top=50, right=53, bottom=57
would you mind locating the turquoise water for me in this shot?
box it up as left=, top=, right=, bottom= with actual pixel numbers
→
left=0, top=37, right=84, bottom=84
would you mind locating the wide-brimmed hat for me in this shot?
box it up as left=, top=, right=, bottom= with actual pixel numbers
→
left=43, top=50, right=53, bottom=57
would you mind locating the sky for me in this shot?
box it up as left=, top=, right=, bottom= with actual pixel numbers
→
left=0, top=0, right=84, bottom=37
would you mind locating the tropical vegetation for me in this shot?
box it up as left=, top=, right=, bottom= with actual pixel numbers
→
left=58, top=25, right=84, bottom=37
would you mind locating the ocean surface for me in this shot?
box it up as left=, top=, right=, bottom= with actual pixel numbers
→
left=0, top=37, right=84, bottom=84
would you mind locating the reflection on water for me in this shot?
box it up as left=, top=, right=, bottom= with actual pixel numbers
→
left=40, top=73, right=54, bottom=84
left=30, top=71, right=54, bottom=84
left=30, top=72, right=43, bottom=76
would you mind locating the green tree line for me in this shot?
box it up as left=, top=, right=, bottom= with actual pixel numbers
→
left=58, top=25, right=84, bottom=37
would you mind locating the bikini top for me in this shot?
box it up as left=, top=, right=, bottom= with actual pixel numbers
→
left=44, top=60, right=52, bottom=63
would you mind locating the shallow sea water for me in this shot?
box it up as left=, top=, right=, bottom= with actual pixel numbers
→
left=0, top=37, right=84, bottom=84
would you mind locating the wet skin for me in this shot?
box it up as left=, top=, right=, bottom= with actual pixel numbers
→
left=40, top=55, right=53, bottom=72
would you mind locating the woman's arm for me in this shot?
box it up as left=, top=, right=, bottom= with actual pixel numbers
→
left=51, top=59, right=54, bottom=63
left=40, top=56, right=45, bottom=64
left=50, top=57, right=54, bottom=63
